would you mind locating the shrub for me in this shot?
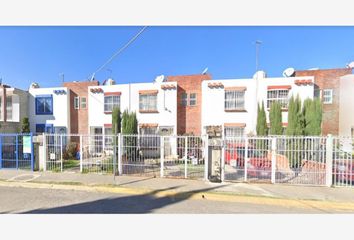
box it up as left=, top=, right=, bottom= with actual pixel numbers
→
left=63, top=142, right=78, bottom=160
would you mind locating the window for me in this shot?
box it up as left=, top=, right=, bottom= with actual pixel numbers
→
left=189, top=93, right=197, bottom=106
left=323, top=89, right=333, bottom=104
left=104, top=95, right=120, bottom=112
left=351, top=127, right=354, bottom=138
left=36, top=124, right=53, bottom=134
left=81, top=97, right=87, bottom=109
left=181, top=93, right=188, bottom=106
left=225, top=91, right=245, bottom=110
left=140, top=127, right=158, bottom=135
left=139, top=126, right=159, bottom=148
left=267, top=89, right=289, bottom=109
left=74, top=97, right=80, bottom=110
left=6, top=96, right=12, bottom=121
left=35, top=95, right=53, bottom=115
left=224, top=127, right=244, bottom=138
left=139, top=94, right=157, bottom=111
left=104, top=127, right=113, bottom=149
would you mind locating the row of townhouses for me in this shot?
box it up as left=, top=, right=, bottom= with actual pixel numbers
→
left=1, top=66, right=354, bottom=138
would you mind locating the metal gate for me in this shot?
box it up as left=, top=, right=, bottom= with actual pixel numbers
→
left=0, top=133, right=34, bottom=170
left=332, top=137, right=353, bottom=187
left=162, top=135, right=206, bottom=179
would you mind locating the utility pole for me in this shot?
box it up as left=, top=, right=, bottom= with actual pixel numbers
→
left=255, top=40, right=262, bottom=72
left=59, top=73, right=64, bottom=82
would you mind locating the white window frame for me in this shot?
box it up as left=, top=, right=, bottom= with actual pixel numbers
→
left=224, top=126, right=245, bottom=138
left=267, top=89, right=289, bottom=109
left=225, top=90, right=245, bottom=110
left=74, top=96, right=80, bottom=110
left=139, top=94, right=157, bottom=111
left=189, top=93, right=197, bottom=106
left=80, top=97, right=87, bottom=109
left=323, top=89, right=333, bottom=104
left=104, top=95, right=120, bottom=112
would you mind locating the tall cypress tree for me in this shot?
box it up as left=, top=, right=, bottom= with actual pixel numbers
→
left=112, top=107, right=121, bottom=134
left=286, top=95, right=304, bottom=136
left=269, top=101, right=282, bottom=135
left=256, top=101, right=267, bottom=136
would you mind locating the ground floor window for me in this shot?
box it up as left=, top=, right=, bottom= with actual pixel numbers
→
left=224, top=126, right=244, bottom=138
left=104, top=127, right=113, bottom=149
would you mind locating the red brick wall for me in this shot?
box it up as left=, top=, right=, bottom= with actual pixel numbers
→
left=167, top=74, right=212, bottom=135
left=63, top=81, right=99, bottom=134
left=295, top=68, right=352, bottom=135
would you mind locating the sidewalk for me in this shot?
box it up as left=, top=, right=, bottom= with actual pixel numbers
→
left=1, top=169, right=354, bottom=204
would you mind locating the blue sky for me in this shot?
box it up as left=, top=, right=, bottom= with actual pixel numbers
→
left=0, top=26, right=354, bottom=89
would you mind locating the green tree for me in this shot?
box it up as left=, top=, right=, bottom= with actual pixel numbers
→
left=256, top=101, right=267, bottom=136
left=112, top=107, right=121, bottom=134
left=303, top=98, right=322, bottom=136
left=269, top=101, right=282, bottom=135
left=21, top=117, right=30, bottom=133
left=286, top=95, right=304, bottom=136
left=122, top=110, right=138, bottom=134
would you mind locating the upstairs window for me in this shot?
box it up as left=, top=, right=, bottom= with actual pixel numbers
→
left=189, top=93, right=197, bottom=106
left=323, top=89, right=333, bottom=104
left=81, top=97, right=87, bottom=109
left=267, top=89, right=289, bottom=109
left=139, top=94, right=157, bottom=111
left=181, top=93, right=188, bottom=106
left=6, top=96, right=12, bottom=121
left=104, top=95, right=120, bottom=112
left=35, top=95, right=53, bottom=115
left=225, top=90, right=245, bottom=110
left=74, top=97, right=80, bottom=110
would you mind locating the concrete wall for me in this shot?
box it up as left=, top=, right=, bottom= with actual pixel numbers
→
left=28, top=87, right=70, bottom=133
left=339, top=74, right=354, bottom=137
left=88, top=81, right=177, bottom=134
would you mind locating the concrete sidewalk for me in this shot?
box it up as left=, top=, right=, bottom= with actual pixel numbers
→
left=1, top=169, right=354, bottom=203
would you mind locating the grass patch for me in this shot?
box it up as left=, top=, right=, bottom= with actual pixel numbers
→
left=63, top=159, right=80, bottom=169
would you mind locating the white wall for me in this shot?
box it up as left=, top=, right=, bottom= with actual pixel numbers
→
left=339, top=74, right=354, bottom=137
left=202, top=75, right=315, bottom=135
left=88, top=81, right=177, bottom=134
left=28, top=87, right=70, bottom=133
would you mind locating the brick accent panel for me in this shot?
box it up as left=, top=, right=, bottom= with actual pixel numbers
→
left=167, top=74, right=212, bottom=135
left=295, top=68, right=352, bottom=135
left=63, top=81, right=99, bottom=134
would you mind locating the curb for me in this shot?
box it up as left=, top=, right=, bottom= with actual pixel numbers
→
left=1, top=180, right=354, bottom=212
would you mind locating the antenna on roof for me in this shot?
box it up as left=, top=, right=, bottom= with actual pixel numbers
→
left=90, top=73, right=96, bottom=81
left=202, top=67, right=208, bottom=75
left=59, top=73, right=64, bottom=82
left=0, top=77, right=2, bottom=85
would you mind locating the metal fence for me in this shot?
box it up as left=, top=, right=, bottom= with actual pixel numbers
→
left=0, top=133, right=34, bottom=170
left=332, top=137, right=353, bottom=187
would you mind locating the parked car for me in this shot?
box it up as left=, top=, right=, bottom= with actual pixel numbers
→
left=224, top=142, right=271, bottom=178
left=333, top=159, right=354, bottom=183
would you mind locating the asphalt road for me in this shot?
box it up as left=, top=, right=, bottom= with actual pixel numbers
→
left=0, top=185, right=336, bottom=213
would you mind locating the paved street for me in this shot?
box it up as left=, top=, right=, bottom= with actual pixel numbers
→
left=0, top=185, right=345, bottom=213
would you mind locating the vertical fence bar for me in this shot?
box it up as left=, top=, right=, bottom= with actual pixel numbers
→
left=60, top=134, right=63, bottom=172
left=221, top=136, right=225, bottom=182
left=271, top=137, right=277, bottom=184
left=326, top=134, right=334, bottom=187
left=118, top=134, right=122, bottom=175
left=15, top=135, right=19, bottom=169
left=42, top=133, right=46, bottom=171
left=160, top=136, right=164, bottom=178
left=80, top=135, right=83, bottom=173
left=0, top=135, right=2, bottom=169
left=244, top=137, right=249, bottom=182
left=30, top=133, right=34, bottom=171
left=204, top=135, right=209, bottom=181
left=184, top=136, right=188, bottom=178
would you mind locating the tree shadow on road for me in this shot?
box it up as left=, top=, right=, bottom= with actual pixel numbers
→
left=23, top=185, right=223, bottom=214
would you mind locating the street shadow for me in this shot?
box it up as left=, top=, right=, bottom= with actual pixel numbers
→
left=23, top=185, right=223, bottom=214
left=115, top=176, right=157, bottom=186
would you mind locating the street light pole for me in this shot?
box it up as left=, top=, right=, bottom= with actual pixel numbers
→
left=255, top=40, right=262, bottom=72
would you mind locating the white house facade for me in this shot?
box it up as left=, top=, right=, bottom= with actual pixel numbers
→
left=28, top=87, right=70, bottom=134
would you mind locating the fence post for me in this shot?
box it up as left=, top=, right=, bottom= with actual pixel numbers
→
left=160, top=136, right=164, bottom=178
left=60, top=134, right=63, bottom=172
left=184, top=136, right=188, bottom=178
left=271, top=137, right=277, bottom=184
left=325, top=134, right=334, bottom=187
left=42, top=133, right=46, bottom=171
left=118, top=134, right=122, bottom=175
left=221, top=136, right=225, bottom=182
left=30, top=133, right=34, bottom=171
left=204, top=135, right=209, bottom=181
left=80, top=135, right=83, bottom=173
left=244, top=137, right=249, bottom=182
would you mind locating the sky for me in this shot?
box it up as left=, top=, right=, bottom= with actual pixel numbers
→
left=0, top=26, right=354, bottom=89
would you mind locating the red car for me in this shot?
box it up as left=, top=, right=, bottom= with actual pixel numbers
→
left=224, top=143, right=271, bottom=178
left=333, top=159, right=354, bottom=183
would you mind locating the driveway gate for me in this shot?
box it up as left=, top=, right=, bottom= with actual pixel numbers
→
left=0, top=133, right=34, bottom=170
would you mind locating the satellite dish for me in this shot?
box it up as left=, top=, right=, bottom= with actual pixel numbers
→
left=202, top=67, right=208, bottom=75
left=346, top=61, right=354, bottom=68
left=154, top=75, right=165, bottom=83
left=29, top=82, right=40, bottom=89
left=282, top=67, right=295, bottom=77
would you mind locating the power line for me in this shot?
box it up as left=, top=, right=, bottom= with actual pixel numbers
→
left=89, top=26, right=148, bottom=81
